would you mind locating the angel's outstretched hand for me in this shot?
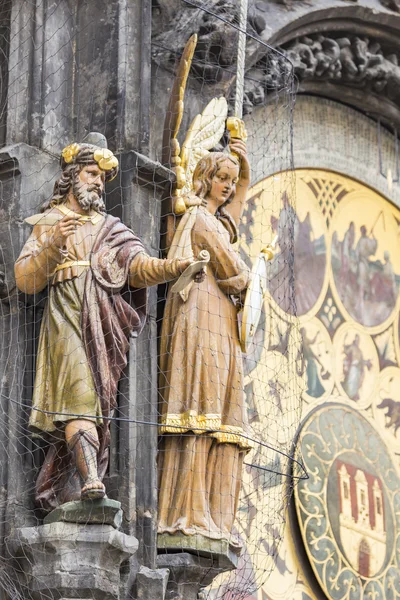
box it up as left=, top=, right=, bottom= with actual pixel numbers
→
left=194, top=268, right=206, bottom=284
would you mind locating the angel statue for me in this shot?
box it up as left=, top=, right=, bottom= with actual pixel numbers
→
left=14, top=133, right=198, bottom=511
left=158, top=36, right=252, bottom=547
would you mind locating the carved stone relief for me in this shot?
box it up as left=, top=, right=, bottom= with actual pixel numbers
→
left=152, top=0, right=262, bottom=83
left=241, top=34, right=400, bottom=122
left=153, top=0, right=238, bottom=79
left=285, top=35, right=400, bottom=93
left=152, top=1, right=400, bottom=122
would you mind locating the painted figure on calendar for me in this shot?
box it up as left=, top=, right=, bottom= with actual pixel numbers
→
left=341, top=334, right=372, bottom=401
left=300, top=327, right=330, bottom=398
left=269, top=193, right=326, bottom=316
left=332, top=215, right=400, bottom=327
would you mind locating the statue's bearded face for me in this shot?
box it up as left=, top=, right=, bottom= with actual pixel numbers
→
left=72, top=164, right=106, bottom=212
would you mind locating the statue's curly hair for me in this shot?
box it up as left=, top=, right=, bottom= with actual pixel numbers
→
left=41, top=164, right=79, bottom=211
left=192, top=152, right=239, bottom=202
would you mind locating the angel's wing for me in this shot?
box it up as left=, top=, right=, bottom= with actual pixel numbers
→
left=180, top=97, right=228, bottom=196
left=160, top=37, right=228, bottom=251
left=161, top=35, right=198, bottom=251
left=161, top=34, right=197, bottom=168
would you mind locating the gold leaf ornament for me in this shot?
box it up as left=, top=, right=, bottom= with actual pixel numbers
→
left=226, top=117, right=248, bottom=142
left=61, top=143, right=80, bottom=164
left=173, top=195, right=187, bottom=215
left=93, top=148, right=119, bottom=171
left=261, top=244, right=275, bottom=261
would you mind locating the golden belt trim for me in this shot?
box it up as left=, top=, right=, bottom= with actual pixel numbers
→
left=159, top=411, right=254, bottom=450
left=53, top=260, right=90, bottom=273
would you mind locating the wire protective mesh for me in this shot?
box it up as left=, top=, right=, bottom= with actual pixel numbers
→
left=0, top=1, right=305, bottom=599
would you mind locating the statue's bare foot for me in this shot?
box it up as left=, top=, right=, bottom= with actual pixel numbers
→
left=81, top=479, right=106, bottom=500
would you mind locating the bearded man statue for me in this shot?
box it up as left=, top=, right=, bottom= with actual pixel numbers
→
left=15, top=135, right=192, bottom=511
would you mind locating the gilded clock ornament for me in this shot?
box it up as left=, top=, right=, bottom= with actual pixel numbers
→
left=251, top=170, right=400, bottom=600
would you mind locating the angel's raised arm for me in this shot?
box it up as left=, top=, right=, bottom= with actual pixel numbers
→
left=226, top=138, right=251, bottom=226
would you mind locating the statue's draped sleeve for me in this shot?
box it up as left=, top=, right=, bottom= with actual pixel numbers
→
left=15, top=225, right=65, bottom=294
left=192, top=209, right=249, bottom=295
left=15, top=223, right=186, bottom=295
left=128, top=254, right=186, bottom=288
left=83, top=216, right=188, bottom=418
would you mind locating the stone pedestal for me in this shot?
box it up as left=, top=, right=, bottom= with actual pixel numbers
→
left=135, top=566, right=170, bottom=599
left=44, top=499, right=123, bottom=530
left=157, top=552, right=237, bottom=600
left=157, top=533, right=241, bottom=566
left=157, top=534, right=239, bottom=600
left=13, top=521, right=138, bottom=600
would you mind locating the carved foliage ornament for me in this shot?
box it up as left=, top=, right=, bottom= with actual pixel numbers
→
left=153, top=0, right=400, bottom=117
left=153, top=0, right=400, bottom=82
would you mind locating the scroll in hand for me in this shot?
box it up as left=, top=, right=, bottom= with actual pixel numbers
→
left=170, top=250, right=210, bottom=293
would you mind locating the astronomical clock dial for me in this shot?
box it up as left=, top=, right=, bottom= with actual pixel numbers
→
left=294, top=404, right=400, bottom=600
left=239, top=169, right=400, bottom=600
